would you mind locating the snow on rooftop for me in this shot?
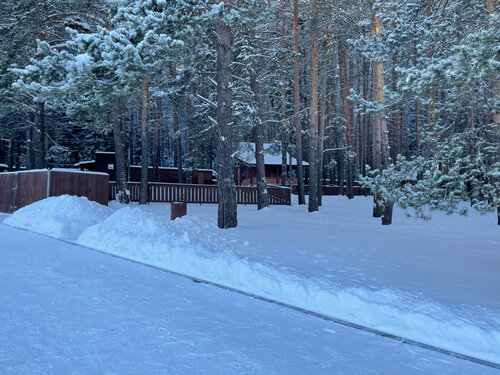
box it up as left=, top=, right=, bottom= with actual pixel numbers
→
left=128, top=165, right=216, bottom=173
left=0, top=169, right=49, bottom=175
left=237, top=142, right=309, bottom=166
left=74, top=160, right=95, bottom=166
left=50, top=168, right=108, bottom=176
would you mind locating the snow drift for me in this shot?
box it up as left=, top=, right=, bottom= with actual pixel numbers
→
left=77, top=206, right=500, bottom=364
left=3, top=195, right=110, bottom=240
left=3, top=195, right=499, bottom=364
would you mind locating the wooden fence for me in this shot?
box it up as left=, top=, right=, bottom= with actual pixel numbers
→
left=0, top=169, right=109, bottom=213
left=109, top=182, right=291, bottom=205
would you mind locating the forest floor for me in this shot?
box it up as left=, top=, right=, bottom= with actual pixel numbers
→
left=2, top=194, right=499, bottom=369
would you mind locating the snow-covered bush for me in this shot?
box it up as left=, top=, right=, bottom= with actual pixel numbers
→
left=362, top=125, right=500, bottom=222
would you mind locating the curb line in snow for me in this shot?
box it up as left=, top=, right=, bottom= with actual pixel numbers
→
left=9, top=225, right=497, bottom=371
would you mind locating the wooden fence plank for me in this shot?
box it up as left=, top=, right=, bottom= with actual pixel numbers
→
left=0, top=170, right=109, bottom=213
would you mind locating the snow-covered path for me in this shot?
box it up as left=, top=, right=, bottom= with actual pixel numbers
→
left=0, top=223, right=496, bottom=374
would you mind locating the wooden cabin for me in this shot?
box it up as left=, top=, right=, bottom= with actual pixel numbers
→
left=236, top=143, right=308, bottom=186
left=76, top=151, right=215, bottom=184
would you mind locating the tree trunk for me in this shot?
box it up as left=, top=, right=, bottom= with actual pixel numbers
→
left=216, top=3, right=237, bottom=229
left=8, top=135, right=14, bottom=170
left=173, top=100, right=183, bottom=183
left=140, top=78, right=149, bottom=205
left=251, top=73, right=269, bottom=210
left=186, top=90, right=194, bottom=184
left=308, top=0, right=319, bottom=212
left=339, top=41, right=354, bottom=199
left=0, top=138, right=5, bottom=165
left=129, top=109, right=135, bottom=167
left=33, top=101, right=45, bottom=169
left=170, top=64, right=183, bottom=183
left=486, top=0, right=499, bottom=224
left=25, top=116, right=33, bottom=170
left=391, top=61, right=403, bottom=159
left=362, top=58, right=370, bottom=176
left=372, top=1, right=393, bottom=223
left=39, top=102, right=46, bottom=168
left=280, top=0, right=288, bottom=187
left=293, top=0, right=305, bottom=205
left=113, top=104, right=130, bottom=204
left=14, top=137, right=20, bottom=170
left=318, top=39, right=329, bottom=206
left=152, top=97, right=161, bottom=182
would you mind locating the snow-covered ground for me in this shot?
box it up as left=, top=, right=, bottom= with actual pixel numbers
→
left=0, top=223, right=497, bottom=374
left=3, top=195, right=500, bottom=365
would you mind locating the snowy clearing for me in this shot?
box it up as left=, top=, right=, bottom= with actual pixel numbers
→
left=0, top=223, right=497, bottom=374
left=3, top=195, right=500, bottom=365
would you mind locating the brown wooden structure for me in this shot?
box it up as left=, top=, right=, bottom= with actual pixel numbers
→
left=0, top=169, right=109, bottom=213
left=77, top=152, right=215, bottom=184
left=109, top=182, right=292, bottom=206
left=236, top=165, right=305, bottom=186
left=236, top=142, right=308, bottom=186
left=171, top=202, right=187, bottom=220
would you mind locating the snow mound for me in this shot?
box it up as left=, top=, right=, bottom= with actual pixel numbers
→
left=77, top=206, right=500, bottom=364
left=4, top=195, right=111, bottom=240
left=78, top=207, right=227, bottom=267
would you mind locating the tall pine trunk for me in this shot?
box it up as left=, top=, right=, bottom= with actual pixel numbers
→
left=113, top=104, right=130, bottom=204
left=339, top=41, right=354, bottom=199
left=293, top=0, right=305, bottom=205
left=152, top=97, right=162, bottom=182
left=317, top=39, right=329, bottom=205
left=372, top=1, right=393, bottom=224
left=280, top=0, right=288, bottom=187
left=186, top=90, right=194, bottom=184
left=170, top=64, right=183, bottom=183
left=251, top=73, right=269, bottom=210
left=216, top=2, right=237, bottom=229
left=33, top=101, right=45, bottom=169
left=308, top=0, right=319, bottom=212
left=173, top=101, right=182, bottom=183
left=39, top=102, right=46, bottom=168
left=391, top=61, right=402, bottom=159
left=486, top=0, right=500, bottom=224
left=140, top=78, right=149, bottom=205
left=25, top=115, right=33, bottom=170
left=361, top=57, right=370, bottom=177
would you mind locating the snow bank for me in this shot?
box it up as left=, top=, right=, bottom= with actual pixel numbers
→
left=77, top=206, right=500, bottom=364
left=5, top=196, right=498, bottom=363
left=4, top=195, right=111, bottom=240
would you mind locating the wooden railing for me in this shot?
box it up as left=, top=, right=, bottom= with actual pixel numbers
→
left=109, top=182, right=291, bottom=205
